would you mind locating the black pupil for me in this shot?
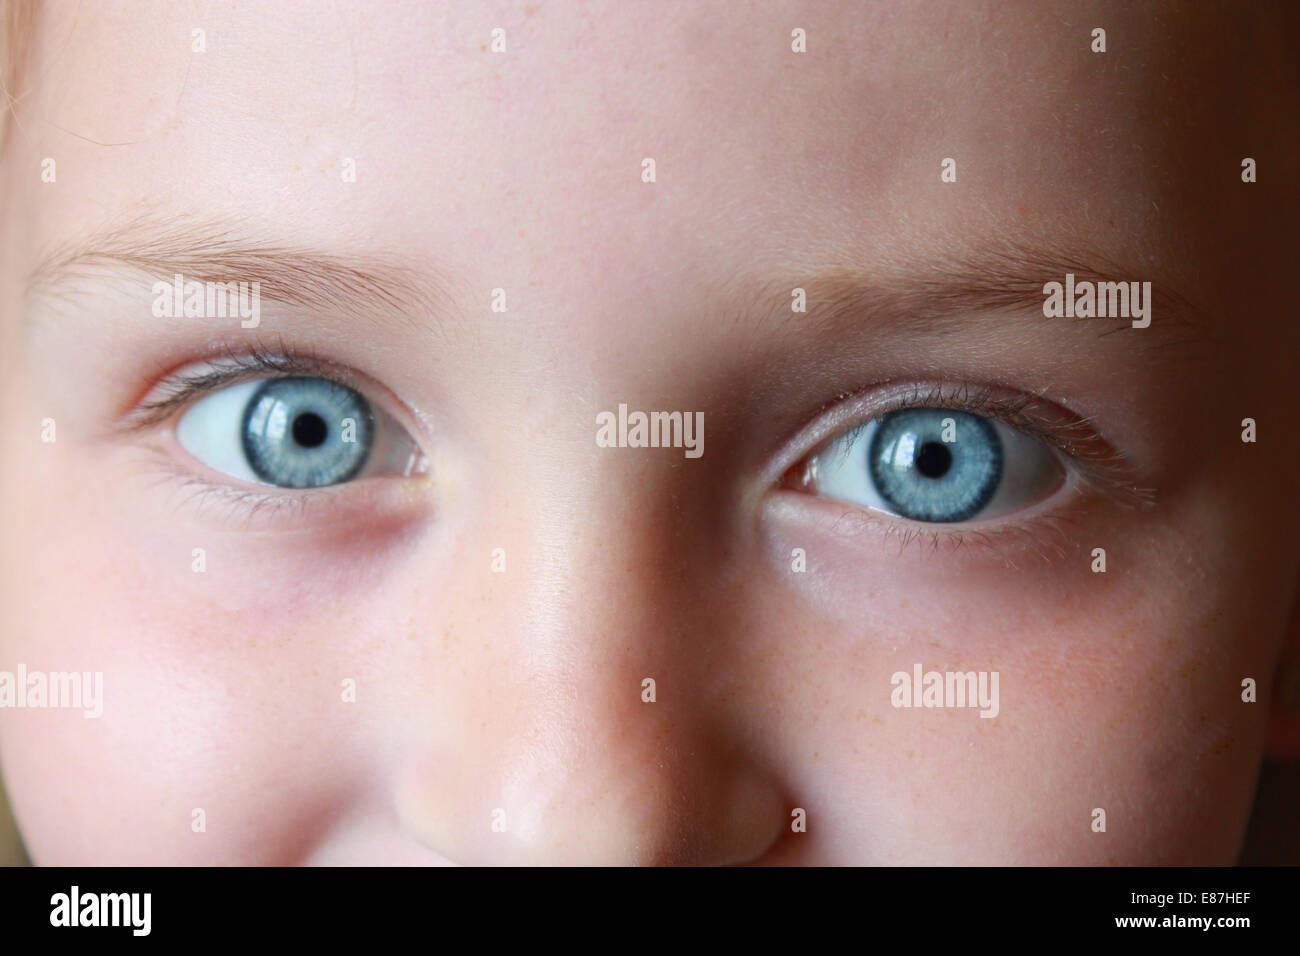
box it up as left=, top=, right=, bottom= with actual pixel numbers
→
left=292, top=412, right=328, bottom=449
left=915, top=441, right=952, bottom=479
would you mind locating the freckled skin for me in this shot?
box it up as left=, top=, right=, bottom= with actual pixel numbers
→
left=0, top=1, right=1297, bottom=865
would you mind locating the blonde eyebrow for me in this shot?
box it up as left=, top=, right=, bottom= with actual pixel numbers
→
left=25, top=211, right=455, bottom=335
left=726, top=234, right=1215, bottom=362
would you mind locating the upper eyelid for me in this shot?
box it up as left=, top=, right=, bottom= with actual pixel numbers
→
left=821, top=388, right=1056, bottom=464
left=120, top=348, right=371, bottom=432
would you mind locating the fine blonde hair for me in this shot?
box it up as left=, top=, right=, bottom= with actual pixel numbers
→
left=0, top=0, right=35, bottom=153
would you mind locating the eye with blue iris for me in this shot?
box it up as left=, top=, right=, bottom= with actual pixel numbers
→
left=805, top=407, right=1064, bottom=523
left=175, top=375, right=423, bottom=489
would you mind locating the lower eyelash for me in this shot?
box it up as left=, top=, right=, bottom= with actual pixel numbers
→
left=130, top=445, right=335, bottom=529
left=806, top=491, right=1094, bottom=570
left=129, top=439, right=435, bottom=535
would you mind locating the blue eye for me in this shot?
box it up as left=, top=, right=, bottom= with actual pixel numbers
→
left=807, top=407, right=1064, bottom=523
left=175, top=375, right=424, bottom=489
left=241, top=378, right=373, bottom=487
left=867, top=409, right=1000, bottom=521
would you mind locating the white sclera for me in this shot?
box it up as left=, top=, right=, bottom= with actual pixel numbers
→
left=175, top=380, right=263, bottom=483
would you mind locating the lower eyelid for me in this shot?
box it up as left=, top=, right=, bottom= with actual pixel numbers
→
left=765, top=474, right=1093, bottom=567
left=130, top=444, right=435, bottom=533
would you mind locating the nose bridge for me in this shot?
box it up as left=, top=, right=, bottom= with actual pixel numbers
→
left=394, top=453, right=785, bottom=864
left=492, top=420, right=716, bottom=665
left=486, top=459, right=705, bottom=842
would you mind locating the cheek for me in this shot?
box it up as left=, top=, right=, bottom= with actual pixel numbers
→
left=0, top=529, right=348, bottom=864
left=739, top=601, right=1269, bottom=864
left=0, top=445, right=398, bottom=863
left=749, top=492, right=1275, bottom=864
left=0, top=426, right=526, bottom=864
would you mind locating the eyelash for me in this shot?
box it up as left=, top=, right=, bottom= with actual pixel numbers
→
left=124, top=344, right=342, bottom=430
left=779, top=382, right=1155, bottom=562
left=137, top=455, right=338, bottom=525
left=119, top=344, right=429, bottom=526
left=124, top=350, right=1153, bottom=555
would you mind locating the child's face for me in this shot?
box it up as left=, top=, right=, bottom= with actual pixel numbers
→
left=1, top=1, right=1296, bottom=864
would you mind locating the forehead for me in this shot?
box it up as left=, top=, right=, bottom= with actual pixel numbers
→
left=7, top=6, right=1196, bottom=247
left=6, top=0, right=1279, bottom=316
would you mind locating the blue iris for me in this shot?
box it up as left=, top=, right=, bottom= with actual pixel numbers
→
left=241, top=378, right=374, bottom=488
left=867, top=408, right=1002, bottom=522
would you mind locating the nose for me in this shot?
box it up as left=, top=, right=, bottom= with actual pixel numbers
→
left=394, top=458, right=788, bottom=865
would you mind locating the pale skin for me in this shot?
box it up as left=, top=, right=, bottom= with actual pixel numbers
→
left=1, top=1, right=1297, bottom=865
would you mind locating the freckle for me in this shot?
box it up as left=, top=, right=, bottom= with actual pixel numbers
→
left=872, top=715, right=883, bottom=726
